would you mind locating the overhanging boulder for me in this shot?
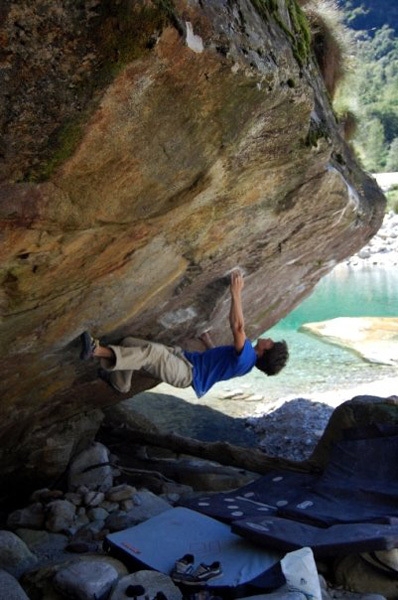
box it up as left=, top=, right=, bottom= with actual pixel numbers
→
left=0, top=0, right=385, bottom=489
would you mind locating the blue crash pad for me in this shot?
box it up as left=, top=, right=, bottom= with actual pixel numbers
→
left=181, top=469, right=318, bottom=523
left=279, top=433, right=398, bottom=526
left=104, top=507, right=284, bottom=595
left=231, top=516, right=398, bottom=558
left=181, top=427, right=398, bottom=555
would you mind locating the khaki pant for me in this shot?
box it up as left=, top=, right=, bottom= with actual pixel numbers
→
left=100, top=337, right=193, bottom=393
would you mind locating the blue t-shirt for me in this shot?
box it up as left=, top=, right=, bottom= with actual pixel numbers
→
left=184, top=339, right=257, bottom=398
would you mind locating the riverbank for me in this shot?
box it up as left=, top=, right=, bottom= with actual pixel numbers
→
left=344, top=210, right=398, bottom=268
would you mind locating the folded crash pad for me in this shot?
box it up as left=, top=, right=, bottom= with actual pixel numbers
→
left=181, top=470, right=318, bottom=523
left=104, top=507, right=285, bottom=596
left=181, top=429, right=398, bottom=555
left=279, top=434, right=398, bottom=526
left=231, top=516, right=398, bottom=558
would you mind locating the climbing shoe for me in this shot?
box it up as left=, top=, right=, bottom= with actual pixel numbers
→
left=79, top=331, right=99, bottom=360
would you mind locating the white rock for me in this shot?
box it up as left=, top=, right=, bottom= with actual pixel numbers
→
left=87, top=507, right=109, bottom=521
left=68, top=443, right=113, bottom=492
left=65, top=492, right=83, bottom=506
left=0, top=530, right=38, bottom=578
left=45, top=499, right=76, bottom=533
left=110, top=570, right=182, bottom=600
left=84, top=491, right=105, bottom=507
left=0, top=569, right=30, bottom=599
left=106, top=484, right=136, bottom=502
left=53, top=560, right=119, bottom=600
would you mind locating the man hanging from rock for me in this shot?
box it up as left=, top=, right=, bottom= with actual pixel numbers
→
left=80, top=269, right=289, bottom=397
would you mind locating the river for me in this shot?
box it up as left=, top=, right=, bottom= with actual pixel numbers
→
left=127, top=263, right=398, bottom=445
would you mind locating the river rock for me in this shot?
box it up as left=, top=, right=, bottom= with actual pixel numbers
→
left=106, top=484, right=137, bottom=503
left=7, top=502, right=46, bottom=530
left=247, top=397, right=333, bottom=461
left=0, top=530, right=38, bottom=578
left=104, top=511, right=140, bottom=533
left=65, top=492, right=84, bottom=506
left=15, top=528, right=69, bottom=564
left=53, top=559, right=119, bottom=600
left=86, top=507, right=109, bottom=522
left=22, top=556, right=128, bottom=600
left=109, top=570, right=183, bottom=600
left=84, top=491, right=105, bottom=507
left=0, top=569, right=30, bottom=600
left=347, top=212, right=398, bottom=267
left=30, top=488, right=64, bottom=503
left=45, top=499, right=77, bottom=533
left=334, top=553, right=398, bottom=599
left=319, top=574, right=386, bottom=600
left=68, top=443, right=113, bottom=492
left=98, top=488, right=175, bottom=535
left=126, top=491, right=172, bottom=522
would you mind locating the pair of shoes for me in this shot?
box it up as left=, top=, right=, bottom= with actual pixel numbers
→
left=171, top=554, right=222, bottom=585
left=170, top=553, right=195, bottom=582
left=79, top=331, right=99, bottom=360
left=184, top=562, right=222, bottom=585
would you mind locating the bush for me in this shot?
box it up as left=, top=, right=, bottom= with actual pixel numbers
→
left=301, top=0, right=352, bottom=98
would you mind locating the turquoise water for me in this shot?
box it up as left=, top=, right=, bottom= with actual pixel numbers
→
left=243, top=264, right=398, bottom=404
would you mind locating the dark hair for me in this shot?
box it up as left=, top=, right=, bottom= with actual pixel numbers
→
left=256, top=340, right=289, bottom=376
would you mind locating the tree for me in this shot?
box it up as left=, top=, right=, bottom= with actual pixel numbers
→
left=386, top=138, right=398, bottom=172
left=335, top=24, right=398, bottom=172
left=356, top=117, right=386, bottom=172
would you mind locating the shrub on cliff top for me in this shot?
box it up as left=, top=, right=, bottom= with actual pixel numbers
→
left=301, top=0, right=352, bottom=98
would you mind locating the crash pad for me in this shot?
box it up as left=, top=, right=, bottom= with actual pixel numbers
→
left=181, top=428, right=398, bottom=555
left=279, top=433, right=398, bottom=526
left=181, top=470, right=318, bottom=523
left=104, top=507, right=285, bottom=596
left=231, top=516, right=398, bottom=558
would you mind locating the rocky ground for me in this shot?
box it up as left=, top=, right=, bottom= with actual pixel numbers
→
left=0, top=431, right=392, bottom=600
left=345, top=210, right=398, bottom=267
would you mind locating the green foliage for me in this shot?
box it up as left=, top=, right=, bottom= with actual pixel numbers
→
left=385, top=186, right=398, bottom=213
left=386, top=139, right=398, bottom=172
left=286, top=0, right=312, bottom=64
left=335, top=24, right=398, bottom=172
left=251, top=0, right=311, bottom=65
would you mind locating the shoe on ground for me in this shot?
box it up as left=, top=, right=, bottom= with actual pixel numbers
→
left=170, top=553, right=195, bottom=582
left=79, top=331, right=99, bottom=360
left=182, top=561, right=222, bottom=585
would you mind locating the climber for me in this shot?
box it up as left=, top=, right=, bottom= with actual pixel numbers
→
left=80, top=269, right=289, bottom=398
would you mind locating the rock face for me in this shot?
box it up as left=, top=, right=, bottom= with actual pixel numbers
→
left=0, top=0, right=385, bottom=489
